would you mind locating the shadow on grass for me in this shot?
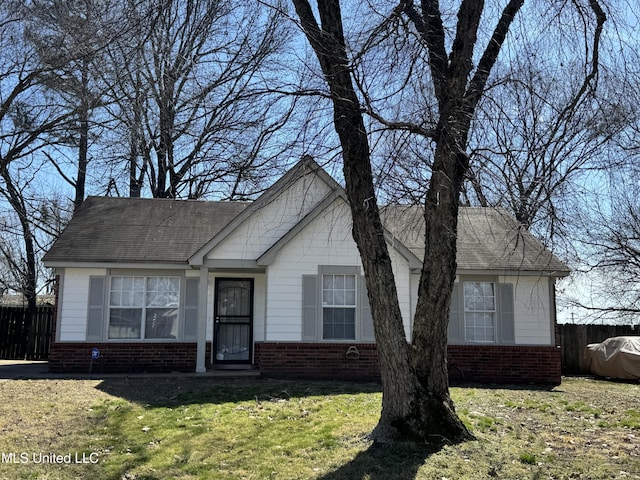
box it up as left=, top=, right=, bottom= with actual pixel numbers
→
left=450, top=380, right=560, bottom=391
left=94, top=377, right=445, bottom=480
left=94, top=376, right=383, bottom=407
left=317, top=440, right=446, bottom=480
left=94, top=375, right=568, bottom=408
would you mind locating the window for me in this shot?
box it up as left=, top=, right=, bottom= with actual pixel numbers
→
left=108, top=276, right=180, bottom=339
left=463, top=281, right=496, bottom=343
left=322, top=274, right=356, bottom=340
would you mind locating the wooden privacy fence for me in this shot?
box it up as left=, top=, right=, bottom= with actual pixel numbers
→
left=558, top=323, right=640, bottom=375
left=0, top=305, right=54, bottom=360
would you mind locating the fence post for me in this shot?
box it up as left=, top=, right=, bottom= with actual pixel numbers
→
left=0, top=305, right=54, bottom=360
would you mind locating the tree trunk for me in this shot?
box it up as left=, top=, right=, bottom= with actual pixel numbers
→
left=410, top=133, right=472, bottom=439
left=74, top=58, right=90, bottom=211
left=0, top=165, right=38, bottom=359
left=292, top=0, right=472, bottom=443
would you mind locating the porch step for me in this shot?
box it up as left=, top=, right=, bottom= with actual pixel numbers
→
left=204, top=366, right=260, bottom=377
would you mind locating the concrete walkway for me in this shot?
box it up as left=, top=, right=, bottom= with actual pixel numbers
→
left=0, top=360, right=50, bottom=379
left=0, top=360, right=260, bottom=380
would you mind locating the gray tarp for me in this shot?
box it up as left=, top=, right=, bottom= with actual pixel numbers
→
left=585, top=336, right=640, bottom=380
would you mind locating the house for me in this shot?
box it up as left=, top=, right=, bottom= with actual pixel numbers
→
left=43, top=157, right=570, bottom=383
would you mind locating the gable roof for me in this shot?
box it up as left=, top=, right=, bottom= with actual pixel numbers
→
left=44, top=158, right=569, bottom=277
left=381, top=205, right=569, bottom=275
left=188, top=155, right=341, bottom=266
left=43, top=196, right=249, bottom=265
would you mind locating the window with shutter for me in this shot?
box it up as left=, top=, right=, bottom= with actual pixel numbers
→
left=302, top=266, right=373, bottom=342
left=322, top=273, right=357, bottom=340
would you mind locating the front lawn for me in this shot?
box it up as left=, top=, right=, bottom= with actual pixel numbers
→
left=0, top=376, right=638, bottom=479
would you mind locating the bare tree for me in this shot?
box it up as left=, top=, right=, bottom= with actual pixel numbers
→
left=0, top=0, right=75, bottom=354
left=24, top=0, right=160, bottom=209
left=290, top=0, right=605, bottom=443
left=374, top=4, right=629, bottom=254
left=564, top=169, right=640, bottom=324
left=464, top=51, right=633, bottom=248
left=101, top=0, right=293, bottom=199
left=25, top=0, right=108, bottom=211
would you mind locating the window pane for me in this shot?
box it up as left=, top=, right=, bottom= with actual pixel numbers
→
left=110, top=276, right=145, bottom=307
left=109, top=275, right=180, bottom=340
left=322, top=290, right=333, bottom=305
left=111, top=276, right=123, bottom=291
left=145, top=308, right=178, bottom=339
left=217, top=281, right=251, bottom=316
left=134, top=277, right=145, bottom=292
left=322, top=274, right=356, bottom=307
left=122, top=276, right=133, bottom=291
left=345, top=275, right=356, bottom=289
left=146, top=276, right=180, bottom=307
left=463, top=281, right=496, bottom=343
left=323, top=312, right=335, bottom=339
left=344, top=290, right=356, bottom=305
left=323, top=307, right=355, bottom=340
left=110, top=291, right=121, bottom=306
left=109, top=309, right=142, bottom=339
left=133, top=290, right=145, bottom=306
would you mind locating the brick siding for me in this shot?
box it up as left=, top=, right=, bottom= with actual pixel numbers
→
left=49, top=341, right=561, bottom=384
left=447, top=344, right=561, bottom=385
left=254, top=343, right=380, bottom=380
left=48, top=342, right=210, bottom=373
left=255, top=342, right=561, bottom=385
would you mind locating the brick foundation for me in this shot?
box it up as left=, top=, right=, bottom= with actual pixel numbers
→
left=49, top=341, right=561, bottom=384
left=447, top=344, right=561, bottom=385
left=254, top=342, right=380, bottom=380
left=48, top=342, right=210, bottom=373
left=255, top=342, right=561, bottom=385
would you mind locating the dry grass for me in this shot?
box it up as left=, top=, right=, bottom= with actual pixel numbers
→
left=0, top=376, right=638, bottom=479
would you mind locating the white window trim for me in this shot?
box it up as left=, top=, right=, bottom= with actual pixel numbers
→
left=318, top=266, right=360, bottom=342
left=462, top=280, right=497, bottom=344
left=106, top=273, right=182, bottom=341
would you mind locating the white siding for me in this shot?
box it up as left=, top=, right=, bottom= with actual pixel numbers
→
left=58, top=268, right=107, bottom=341
left=501, top=275, right=553, bottom=345
left=409, top=274, right=554, bottom=346
left=208, top=173, right=333, bottom=260
left=390, top=246, right=412, bottom=339
left=266, top=198, right=412, bottom=341
left=410, top=273, right=420, bottom=332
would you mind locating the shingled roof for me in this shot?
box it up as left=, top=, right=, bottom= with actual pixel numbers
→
left=381, top=205, right=569, bottom=275
left=43, top=196, right=250, bottom=264
left=45, top=194, right=569, bottom=276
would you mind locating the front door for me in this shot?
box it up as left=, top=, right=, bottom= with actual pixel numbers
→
left=213, top=278, right=253, bottom=365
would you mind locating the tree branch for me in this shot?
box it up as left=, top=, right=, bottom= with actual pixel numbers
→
left=465, top=0, right=524, bottom=111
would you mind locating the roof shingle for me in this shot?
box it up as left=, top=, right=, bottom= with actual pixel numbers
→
left=43, top=197, right=250, bottom=264
left=381, top=205, right=569, bottom=274
left=45, top=197, right=569, bottom=275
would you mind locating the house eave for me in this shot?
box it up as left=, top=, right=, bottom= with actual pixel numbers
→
left=43, top=260, right=191, bottom=270
left=202, top=259, right=265, bottom=272
left=450, top=268, right=571, bottom=278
